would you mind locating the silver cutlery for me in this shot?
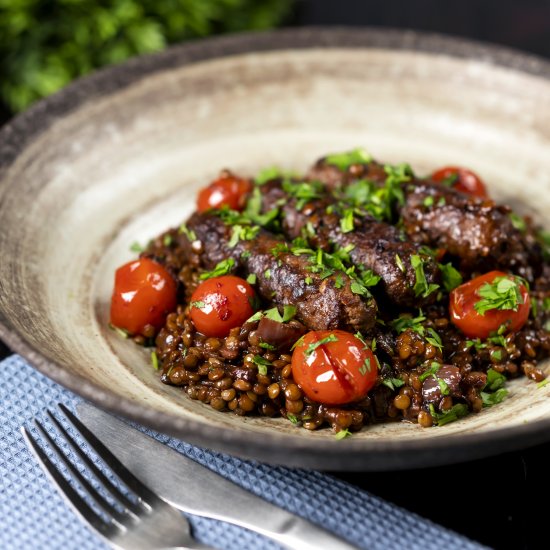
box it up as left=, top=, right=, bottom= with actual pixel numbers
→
left=21, top=404, right=215, bottom=550
left=77, top=401, right=358, bottom=550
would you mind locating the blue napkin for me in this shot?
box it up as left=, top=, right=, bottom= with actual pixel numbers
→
left=0, top=354, right=484, bottom=550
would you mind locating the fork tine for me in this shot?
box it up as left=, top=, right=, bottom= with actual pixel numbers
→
left=58, top=403, right=160, bottom=506
left=46, top=410, right=143, bottom=517
left=21, top=426, right=116, bottom=539
left=33, top=417, right=131, bottom=527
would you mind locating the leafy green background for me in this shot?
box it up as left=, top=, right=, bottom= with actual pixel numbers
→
left=0, top=0, right=292, bottom=115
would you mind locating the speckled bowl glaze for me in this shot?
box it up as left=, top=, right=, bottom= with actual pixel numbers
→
left=1, top=28, right=550, bottom=470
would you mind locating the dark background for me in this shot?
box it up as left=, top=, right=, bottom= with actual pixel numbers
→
left=2, top=1, right=549, bottom=548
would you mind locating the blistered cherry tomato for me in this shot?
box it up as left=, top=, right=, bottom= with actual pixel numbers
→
left=450, top=270, right=530, bottom=339
left=291, top=330, right=378, bottom=405
left=431, top=166, right=489, bottom=198
left=190, top=275, right=255, bottom=337
left=110, top=258, right=178, bottom=336
left=197, top=173, right=252, bottom=212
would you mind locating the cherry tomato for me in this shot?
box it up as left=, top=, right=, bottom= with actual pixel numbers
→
left=431, top=166, right=489, bottom=198
left=450, top=270, right=530, bottom=339
left=291, top=330, right=378, bottom=405
left=110, top=258, right=178, bottom=336
left=197, top=173, right=252, bottom=212
left=190, top=275, right=255, bottom=337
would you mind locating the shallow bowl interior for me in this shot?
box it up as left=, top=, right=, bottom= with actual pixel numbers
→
left=1, top=28, right=550, bottom=470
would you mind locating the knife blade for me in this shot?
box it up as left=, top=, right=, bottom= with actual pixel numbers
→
left=77, top=402, right=358, bottom=550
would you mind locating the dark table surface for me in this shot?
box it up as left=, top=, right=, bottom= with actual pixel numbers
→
left=2, top=3, right=549, bottom=548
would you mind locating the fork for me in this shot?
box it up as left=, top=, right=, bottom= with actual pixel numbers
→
left=21, top=404, right=215, bottom=550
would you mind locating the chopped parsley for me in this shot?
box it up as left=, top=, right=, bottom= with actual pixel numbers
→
left=423, top=196, right=434, bottom=208
left=395, top=254, right=406, bottom=273
left=480, top=388, right=509, bottom=406
left=325, top=148, right=372, bottom=170
left=475, top=275, right=526, bottom=315
left=340, top=208, right=355, bottom=233
left=509, top=212, right=527, bottom=232
left=255, top=166, right=282, bottom=185
left=335, top=274, right=346, bottom=289
left=304, top=276, right=313, bottom=285
left=252, top=355, right=271, bottom=375
left=390, top=310, right=427, bottom=335
left=259, top=342, right=276, bottom=351
left=130, top=241, right=144, bottom=253
left=360, top=269, right=381, bottom=288
left=178, top=223, right=197, bottom=241
left=439, top=262, right=463, bottom=292
left=335, top=428, right=352, bottom=440
left=264, top=269, right=271, bottom=279
left=163, top=234, right=173, bottom=247
left=484, top=368, right=506, bottom=392
left=190, top=300, right=205, bottom=309
left=228, top=224, right=260, bottom=248
left=537, top=379, right=549, bottom=389
left=382, top=377, right=405, bottom=391
left=359, top=356, right=372, bottom=376
left=305, top=334, right=338, bottom=356
left=109, top=323, right=130, bottom=339
left=426, top=328, right=443, bottom=351
left=411, top=255, right=440, bottom=298
left=151, top=351, right=159, bottom=371
left=440, top=172, right=459, bottom=187
left=287, top=413, right=299, bottom=425
left=199, top=258, right=235, bottom=280
left=437, top=378, right=450, bottom=395
left=429, top=403, right=469, bottom=426
left=282, top=179, right=324, bottom=210
left=419, top=362, right=442, bottom=382
left=248, top=305, right=297, bottom=325
left=246, top=273, right=257, bottom=284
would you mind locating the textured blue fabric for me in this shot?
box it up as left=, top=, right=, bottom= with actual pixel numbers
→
left=0, top=355, right=485, bottom=550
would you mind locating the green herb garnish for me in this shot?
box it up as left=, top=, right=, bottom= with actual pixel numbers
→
left=429, top=403, right=469, bottom=426
left=340, top=208, right=355, bottom=233
left=484, top=368, right=507, bottom=392
left=325, top=148, right=372, bottom=170
left=178, top=223, right=197, bottom=241
left=481, top=388, right=509, bottom=406
left=252, top=355, right=271, bottom=375
left=305, top=334, right=338, bottom=356
left=395, top=254, right=406, bottom=273
left=130, top=241, right=144, bottom=253
left=190, top=300, right=205, bottom=309
left=411, top=255, right=440, bottom=298
left=246, top=273, right=257, bottom=284
left=199, top=258, right=235, bottom=280
left=335, top=428, right=352, bottom=440
left=151, top=350, right=159, bottom=371
left=419, top=362, right=442, bottom=382
left=382, top=377, right=405, bottom=391
left=439, top=262, right=463, bottom=292
left=475, top=275, right=526, bottom=315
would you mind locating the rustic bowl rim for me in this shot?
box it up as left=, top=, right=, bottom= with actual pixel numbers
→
left=1, top=27, right=550, bottom=470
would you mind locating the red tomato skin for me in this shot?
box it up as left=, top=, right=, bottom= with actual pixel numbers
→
left=291, top=330, right=378, bottom=406
left=190, top=276, right=255, bottom=338
left=197, top=175, right=252, bottom=212
left=110, top=258, right=178, bottom=336
left=431, top=166, right=489, bottom=198
left=449, top=270, right=531, bottom=339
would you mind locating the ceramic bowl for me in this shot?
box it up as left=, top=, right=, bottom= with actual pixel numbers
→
left=1, top=28, right=550, bottom=470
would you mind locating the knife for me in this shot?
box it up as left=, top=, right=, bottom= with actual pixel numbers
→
left=77, top=402, right=358, bottom=550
